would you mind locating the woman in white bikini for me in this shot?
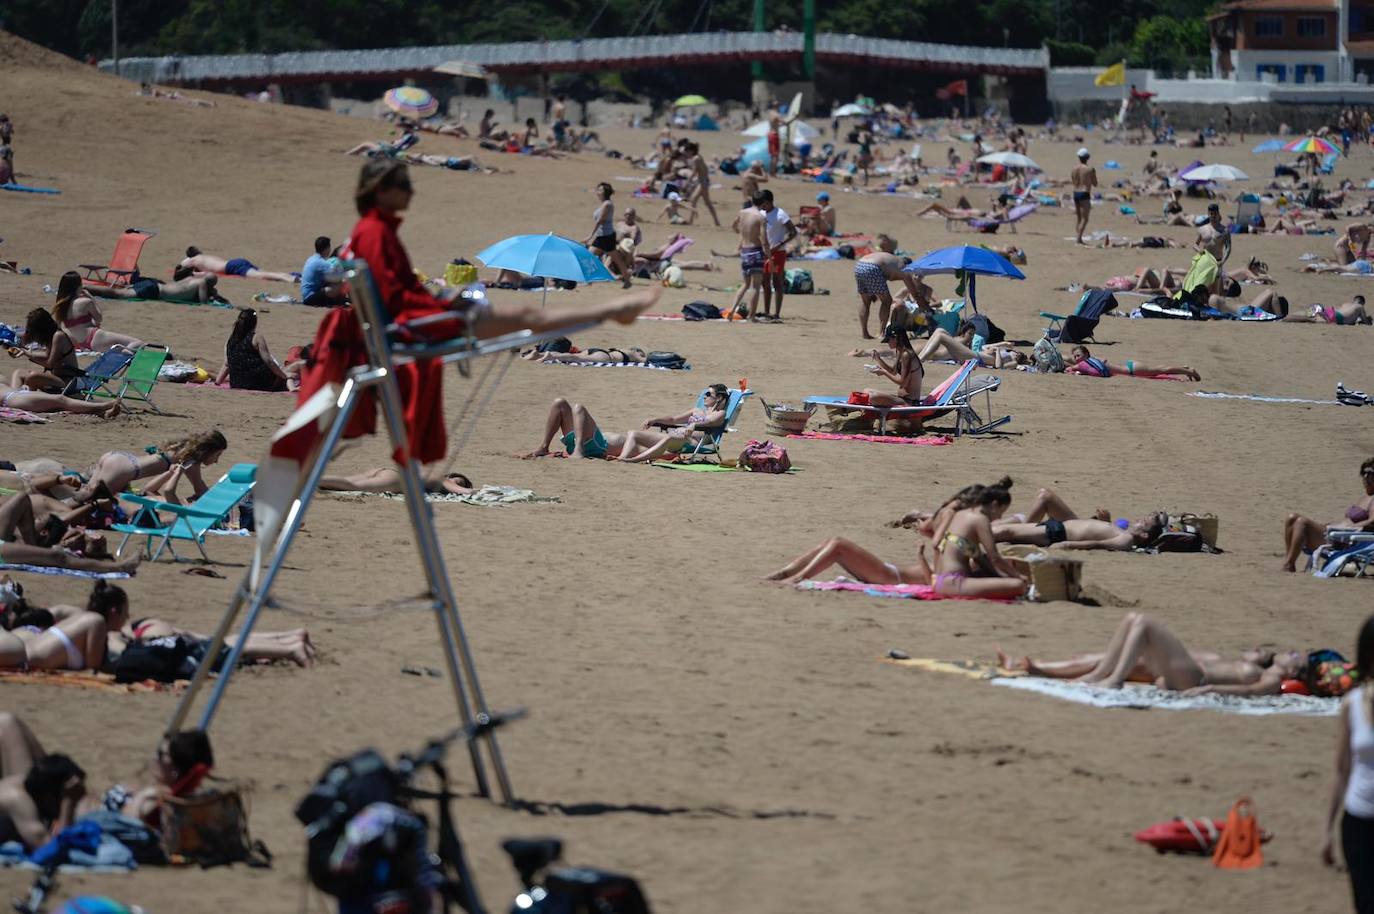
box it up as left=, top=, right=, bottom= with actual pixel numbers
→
left=51, top=272, right=144, bottom=353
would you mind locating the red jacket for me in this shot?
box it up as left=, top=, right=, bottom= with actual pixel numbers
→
left=298, top=208, right=452, bottom=464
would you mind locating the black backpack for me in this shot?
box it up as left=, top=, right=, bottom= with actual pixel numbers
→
left=682, top=301, right=722, bottom=321
left=114, top=636, right=195, bottom=683
left=645, top=351, right=690, bottom=370
left=295, top=750, right=404, bottom=899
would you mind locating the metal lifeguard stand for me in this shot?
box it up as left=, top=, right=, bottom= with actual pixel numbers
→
left=164, top=263, right=588, bottom=804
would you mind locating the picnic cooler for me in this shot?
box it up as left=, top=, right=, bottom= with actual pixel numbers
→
left=759, top=399, right=816, bottom=436
left=1001, top=545, right=1083, bottom=602
left=1168, top=512, right=1219, bottom=548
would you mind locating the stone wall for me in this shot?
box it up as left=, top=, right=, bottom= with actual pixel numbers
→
left=1051, top=99, right=1352, bottom=132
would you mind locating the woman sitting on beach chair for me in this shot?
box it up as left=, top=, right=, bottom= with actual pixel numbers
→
left=51, top=272, right=144, bottom=352
left=1282, top=456, right=1374, bottom=572
left=997, top=611, right=1305, bottom=693
left=615, top=383, right=731, bottom=463
left=69, top=431, right=227, bottom=507
left=859, top=324, right=924, bottom=408
left=1065, top=345, right=1200, bottom=381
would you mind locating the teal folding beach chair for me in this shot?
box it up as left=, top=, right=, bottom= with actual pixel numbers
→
left=62, top=345, right=135, bottom=400
left=88, top=343, right=168, bottom=413
left=804, top=359, right=1008, bottom=436
left=112, top=463, right=256, bottom=562
left=675, top=388, right=752, bottom=463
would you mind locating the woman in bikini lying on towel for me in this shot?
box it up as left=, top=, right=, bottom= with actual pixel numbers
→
left=0, top=578, right=131, bottom=671
left=1281, top=456, right=1374, bottom=572
left=1065, top=344, right=1201, bottom=381
left=996, top=611, right=1305, bottom=694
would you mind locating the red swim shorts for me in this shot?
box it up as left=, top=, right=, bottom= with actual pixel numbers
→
left=763, top=249, right=788, bottom=274
left=767, top=133, right=780, bottom=158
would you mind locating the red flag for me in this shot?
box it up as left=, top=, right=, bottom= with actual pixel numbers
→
left=943, top=79, right=968, bottom=97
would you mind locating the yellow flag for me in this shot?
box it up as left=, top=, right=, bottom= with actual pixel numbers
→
left=1095, top=62, right=1126, bottom=87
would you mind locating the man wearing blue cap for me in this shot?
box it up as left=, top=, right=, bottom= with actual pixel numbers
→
left=801, top=191, right=837, bottom=237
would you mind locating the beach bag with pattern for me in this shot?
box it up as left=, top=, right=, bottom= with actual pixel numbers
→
left=738, top=439, right=791, bottom=474
left=1032, top=337, right=1065, bottom=373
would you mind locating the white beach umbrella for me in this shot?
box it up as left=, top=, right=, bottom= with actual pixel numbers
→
left=1180, top=163, right=1249, bottom=182
left=832, top=103, right=871, bottom=117
left=975, top=151, right=1041, bottom=170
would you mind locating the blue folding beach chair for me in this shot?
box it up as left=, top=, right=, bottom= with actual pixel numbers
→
left=1040, top=289, right=1118, bottom=345
left=112, top=463, right=256, bottom=562
left=675, top=388, right=752, bottom=463
left=1312, top=530, right=1374, bottom=578
left=62, top=345, right=135, bottom=400
left=805, top=359, right=1008, bottom=436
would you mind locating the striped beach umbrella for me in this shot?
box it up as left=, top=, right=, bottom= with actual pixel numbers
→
left=384, top=86, right=439, bottom=119
left=1282, top=135, right=1338, bottom=156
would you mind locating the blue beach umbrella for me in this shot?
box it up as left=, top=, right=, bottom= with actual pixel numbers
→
left=1252, top=138, right=1285, bottom=154
left=904, top=244, right=1024, bottom=313
left=476, top=232, right=616, bottom=306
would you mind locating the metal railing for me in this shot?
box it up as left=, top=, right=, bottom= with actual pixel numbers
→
left=104, top=31, right=1049, bottom=84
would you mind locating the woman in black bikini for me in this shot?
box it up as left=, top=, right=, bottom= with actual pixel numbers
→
left=1282, top=456, right=1374, bottom=572
left=860, top=323, right=923, bottom=407
left=215, top=308, right=295, bottom=392
left=5, top=309, right=79, bottom=393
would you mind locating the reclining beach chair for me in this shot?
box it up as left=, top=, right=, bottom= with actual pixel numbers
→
left=675, top=388, right=752, bottom=463
left=79, top=228, right=156, bottom=289
left=1234, top=193, right=1262, bottom=230
left=87, top=344, right=168, bottom=412
left=113, top=463, right=256, bottom=563
left=952, top=203, right=1038, bottom=234
left=804, top=360, right=1009, bottom=436
left=61, top=345, right=134, bottom=400
left=1040, top=289, right=1118, bottom=345
left=1312, top=529, right=1374, bottom=579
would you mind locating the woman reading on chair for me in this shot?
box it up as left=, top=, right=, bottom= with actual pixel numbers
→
left=858, top=324, right=923, bottom=407
left=1282, top=456, right=1374, bottom=572
left=616, top=383, right=731, bottom=463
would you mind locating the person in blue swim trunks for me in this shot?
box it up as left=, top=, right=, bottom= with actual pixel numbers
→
left=519, top=397, right=628, bottom=460
left=179, top=246, right=297, bottom=283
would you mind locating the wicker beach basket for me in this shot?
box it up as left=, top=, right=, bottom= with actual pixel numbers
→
left=759, top=398, right=816, bottom=436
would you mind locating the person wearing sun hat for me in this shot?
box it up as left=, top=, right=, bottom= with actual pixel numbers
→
left=1070, top=147, right=1097, bottom=245
left=801, top=190, right=837, bottom=238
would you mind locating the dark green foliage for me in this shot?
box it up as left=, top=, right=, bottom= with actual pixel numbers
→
left=1, top=0, right=1223, bottom=67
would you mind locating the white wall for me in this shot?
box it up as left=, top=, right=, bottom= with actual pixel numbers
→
left=1233, top=49, right=1344, bottom=83
left=1048, top=64, right=1373, bottom=103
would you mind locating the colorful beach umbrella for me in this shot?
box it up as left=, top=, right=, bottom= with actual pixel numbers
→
left=674, top=94, right=710, bottom=108
left=384, top=86, right=438, bottom=119
left=1283, top=135, right=1338, bottom=155
left=476, top=233, right=615, bottom=307
left=904, top=245, right=1024, bottom=313
left=1180, top=163, right=1249, bottom=182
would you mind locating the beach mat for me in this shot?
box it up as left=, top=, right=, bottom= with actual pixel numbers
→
left=535, top=360, right=690, bottom=371
left=991, top=677, right=1339, bottom=716
left=883, top=656, right=1023, bottom=679
left=652, top=461, right=800, bottom=474
left=0, top=669, right=171, bottom=693
left=329, top=485, right=560, bottom=506
left=802, top=580, right=1013, bottom=601
left=0, top=564, right=132, bottom=580
left=787, top=431, right=954, bottom=446
left=0, top=407, right=47, bottom=423
left=1189, top=391, right=1341, bottom=406
left=1, top=183, right=61, bottom=195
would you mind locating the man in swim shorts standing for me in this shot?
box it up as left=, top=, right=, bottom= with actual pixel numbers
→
left=1071, top=148, right=1097, bottom=245
left=726, top=199, right=770, bottom=321
left=756, top=190, right=797, bottom=322
left=853, top=235, right=919, bottom=339
left=1195, top=202, right=1231, bottom=292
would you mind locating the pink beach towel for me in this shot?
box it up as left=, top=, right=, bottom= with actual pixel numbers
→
left=797, top=580, right=1013, bottom=602
left=787, top=432, right=954, bottom=446
left=0, top=407, right=48, bottom=423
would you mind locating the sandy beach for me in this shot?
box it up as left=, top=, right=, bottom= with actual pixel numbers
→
left=2, top=31, right=1373, bottom=912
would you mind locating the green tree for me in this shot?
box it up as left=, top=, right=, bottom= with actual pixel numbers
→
left=1129, top=14, right=1209, bottom=75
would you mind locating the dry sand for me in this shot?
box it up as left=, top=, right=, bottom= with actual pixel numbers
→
left=2, top=31, right=1372, bottom=912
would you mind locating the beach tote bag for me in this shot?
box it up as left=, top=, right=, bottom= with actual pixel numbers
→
left=738, top=439, right=791, bottom=474
left=1211, top=797, right=1263, bottom=869
left=161, top=778, right=265, bottom=867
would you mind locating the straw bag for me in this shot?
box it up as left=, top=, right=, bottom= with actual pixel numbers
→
left=1211, top=797, right=1263, bottom=869
left=759, top=399, right=815, bottom=436
left=161, top=778, right=268, bottom=867
left=444, top=262, right=478, bottom=288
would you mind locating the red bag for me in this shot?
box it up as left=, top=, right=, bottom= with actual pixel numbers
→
left=738, top=439, right=792, bottom=474
left=847, top=391, right=870, bottom=406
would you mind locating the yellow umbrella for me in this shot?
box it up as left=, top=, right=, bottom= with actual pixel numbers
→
left=674, top=94, right=709, bottom=108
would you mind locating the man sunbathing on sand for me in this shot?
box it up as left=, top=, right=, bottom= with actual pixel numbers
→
left=179, top=246, right=297, bottom=283
left=996, top=611, right=1304, bottom=694
left=0, top=492, right=140, bottom=574
left=993, top=486, right=1165, bottom=551
left=90, top=272, right=224, bottom=305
